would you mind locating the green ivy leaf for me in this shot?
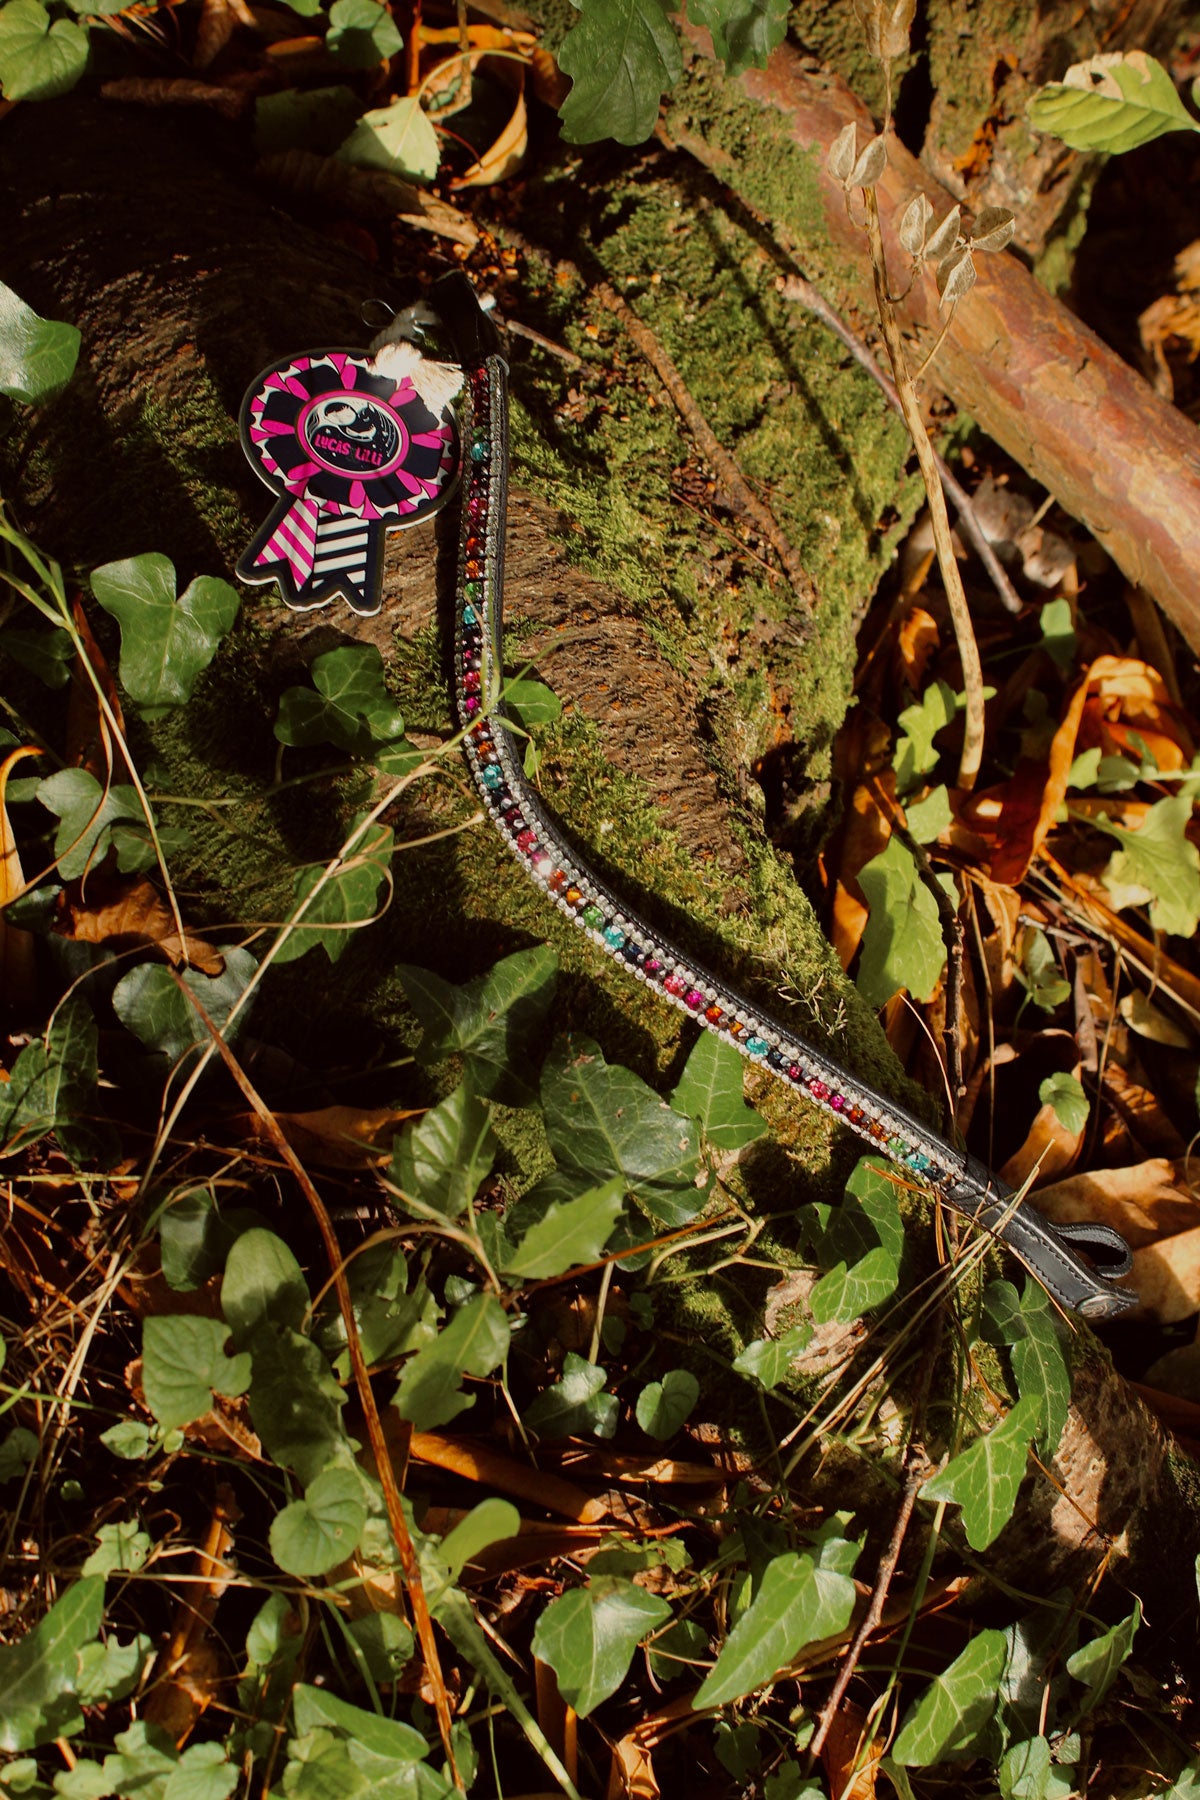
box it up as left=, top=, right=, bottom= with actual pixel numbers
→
left=1027, top=51, right=1200, bottom=154
left=273, top=817, right=393, bottom=965
left=542, top=1034, right=701, bottom=1224
left=94, top=1722, right=177, bottom=1799
left=0, top=997, right=114, bottom=1166
left=0, top=280, right=80, bottom=402
left=1099, top=795, right=1200, bottom=938
left=809, top=1156, right=904, bottom=1323
left=36, top=769, right=148, bottom=880
left=141, top=1316, right=251, bottom=1430
left=0, top=1576, right=104, bottom=1753
left=99, top=1420, right=154, bottom=1460
left=892, top=1627, right=1009, bottom=1765
left=336, top=95, right=439, bottom=180
left=392, top=1293, right=509, bottom=1431
left=556, top=0, right=682, bottom=145
left=893, top=678, right=957, bottom=794
left=856, top=836, right=954, bottom=1008
left=635, top=1368, right=699, bottom=1438
left=75, top=1634, right=153, bottom=1705
left=669, top=1030, right=768, bottom=1151
left=1010, top=1279, right=1070, bottom=1455
left=1065, top=1601, right=1140, bottom=1715
left=325, top=0, right=402, bottom=69
left=0, top=1, right=88, bottom=105
left=687, top=0, right=788, bottom=75
left=90, top=555, right=239, bottom=717
left=222, top=1228, right=310, bottom=1343
left=435, top=1497, right=521, bottom=1583
left=1039, top=596, right=1077, bottom=671
left=81, top=1521, right=151, bottom=1577
left=532, top=1577, right=671, bottom=1716
left=998, top=1735, right=1053, bottom=1800
left=390, top=1083, right=499, bottom=1220
left=524, top=1352, right=618, bottom=1439
left=921, top=1394, right=1042, bottom=1550
left=697, top=1548, right=859, bottom=1708
left=732, top=1324, right=813, bottom=1389
left=159, top=1187, right=256, bottom=1293
left=1038, top=1071, right=1088, bottom=1135
left=397, top=946, right=558, bottom=1107
left=503, top=1176, right=625, bottom=1278
left=269, top=1467, right=367, bottom=1576
left=316, top=1241, right=436, bottom=1376
left=112, top=948, right=257, bottom=1075
left=275, top=643, right=407, bottom=759
left=505, top=677, right=563, bottom=731
left=1158, top=1759, right=1200, bottom=1800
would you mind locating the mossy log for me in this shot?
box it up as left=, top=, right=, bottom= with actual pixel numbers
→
left=1, top=90, right=1197, bottom=1625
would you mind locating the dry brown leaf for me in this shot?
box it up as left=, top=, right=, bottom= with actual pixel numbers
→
left=66, top=598, right=126, bottom=783
left=822, top=1700, right=882, bottom=1800
left=145, top=1484, right=239, bottom=1744
left=895, top=606, right=939, bottom=689
left=1118, top=990, right=1192, bottom=1047
left=830, top=783, right=891, bottom=970
left=1036, top=1159, right=1200, bottom=1250
left=998, top=1050, right=1085, bottom=1190
left=534, top=1658, right=576, bottom=1788
left=605, top=1731, right=660, bottom=1800
left=407, top=1429, right=609, bottom=1522
left=529, top=44, right=570, bottom=108
left=1077, top=654, right=1194, bottom=772
left=1101, top=1061, right=1188, bottom=1160
left=231, top=1102, right=419, bottom=1168
left=1, top=745, right=40, bottom=1017
left=455, top=74, right=526, bottom=187
left=964, top=672, right=1088, bottom=886
left=1128, top=1226, right=1200, bottom=1323
left=69, top=876, right=225, bottom=974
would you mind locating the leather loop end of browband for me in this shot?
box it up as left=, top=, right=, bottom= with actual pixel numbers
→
left=430, top=271, right=502, bottom=363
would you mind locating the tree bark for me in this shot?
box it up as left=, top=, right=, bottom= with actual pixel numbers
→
left=681, top=35, right=1200, bottom=656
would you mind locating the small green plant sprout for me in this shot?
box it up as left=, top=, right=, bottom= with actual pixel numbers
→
left=1028, top=50, right=1200, bottom=156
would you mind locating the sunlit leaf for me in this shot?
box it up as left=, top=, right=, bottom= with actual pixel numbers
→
left=222, top=1228, right=310, bottom=1343
left=36, top=769, right=148, bottom=880
left=90, top=554, right=239, bottom=717
left=0, top=1, right=88, bottom=105
left=0, top=997, right=113, bottom=1166
left=0, top=1578, right=104, bottom=1753
left=325, top=0, right=402, bottom=68
left=337, top=95, right=440, bottom=181
left=556, top=0, right=682, bottom=144
left=921, top=1395, right=1042, bottom=1549
left=1038, top=1071, right=1088, bottom=1136
left=532, top=1577, right=671, bottom=1716
left=669, top=1030, right=768, bottom=1151
left=503, top=1175, right=625, bottom=1278
left=392, top=1293, right=509, bottom=1431
left=809, top=1157, right=904, bottom=1322
left=635, top=1368, right=699, bottom=1438
left=275, top=643, right=407, bottom=759
left=732, top=1323, right=813, bottom=1389
left=1065, top=1601, right=1140, bottom=1714
left=0, top=279, right=80, bottom=402
left=1099, top=794, right=1200, bottom=937
left=269, top=1467, right=367, bottom=1576
left=141, top=1316, right=252, bottom=1430
left=81, top=1521, right=151, bottom=1576
left=1028, top=51, right=1200, bottom=154
left=1010, top=1280, right=1070, bottom=1456
left=697, top=1548, right=858, bottom=1708
left=856, top=835, right=954, bottom=1008
left=112, top=948, right=257, bottom=1076
left=892, top=1628, right=1009, bottom=1764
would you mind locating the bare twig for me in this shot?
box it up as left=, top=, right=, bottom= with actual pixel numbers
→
left=862, top=186, right=986, bottom=791
left=502, top=316, right=583, bottom=368
left=777, top=272, right=1022, bottom=617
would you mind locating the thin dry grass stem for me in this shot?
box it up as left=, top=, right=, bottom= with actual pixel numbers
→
left=860, top=186, right=986, bottom=791
left=177, top=981, right=463, bottom=1791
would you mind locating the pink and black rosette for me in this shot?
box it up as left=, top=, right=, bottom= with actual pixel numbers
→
left=236, top=349, right=459, bottom=616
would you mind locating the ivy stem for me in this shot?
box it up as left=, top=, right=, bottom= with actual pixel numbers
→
left=861, top=184, right=986, bottom=793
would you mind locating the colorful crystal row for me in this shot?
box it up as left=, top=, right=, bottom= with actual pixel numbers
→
left=455, top=354, right=954, bottom=1188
